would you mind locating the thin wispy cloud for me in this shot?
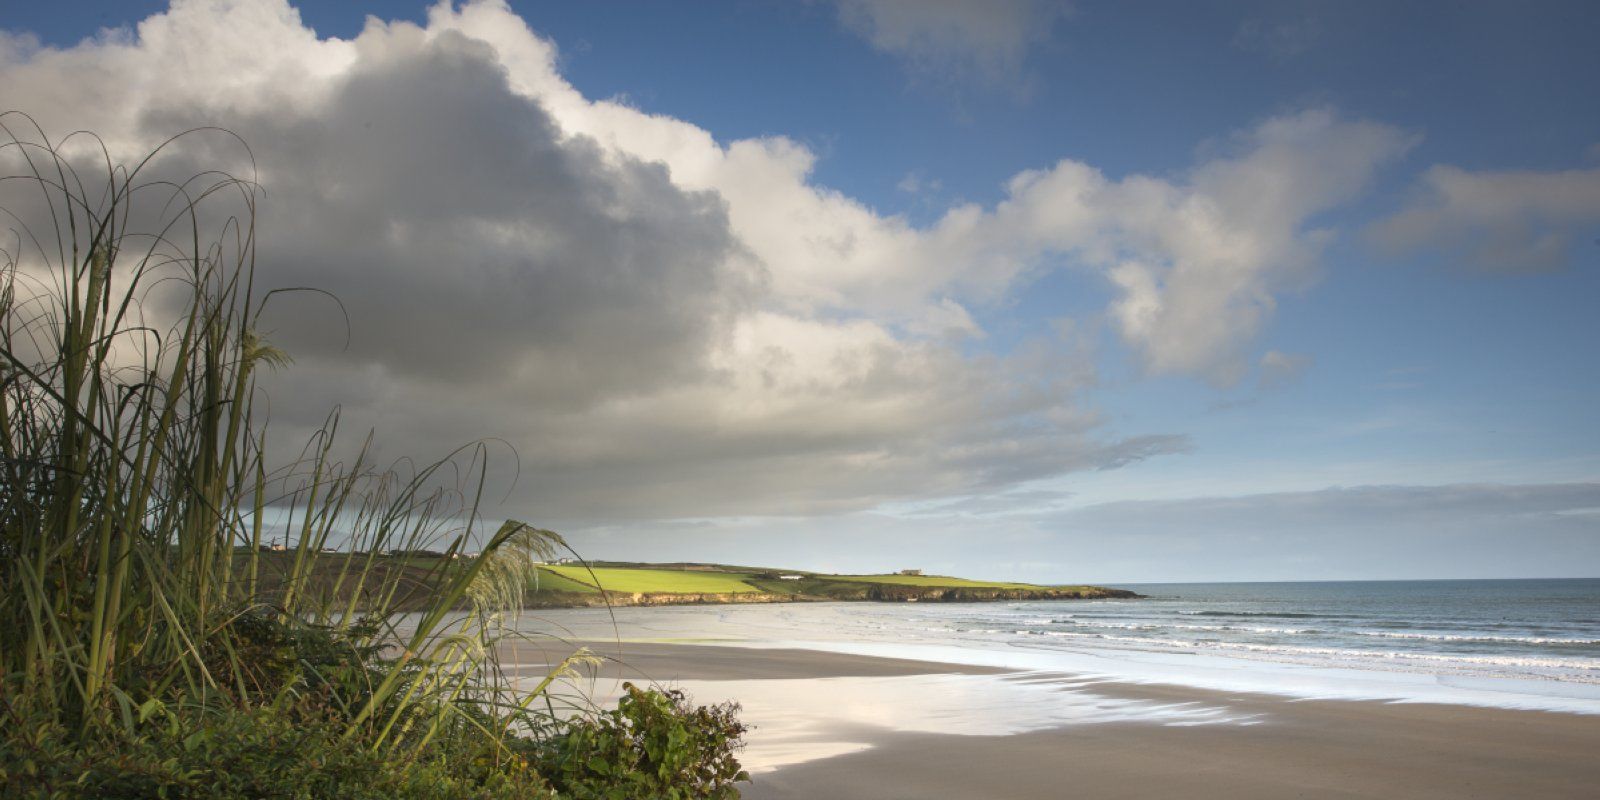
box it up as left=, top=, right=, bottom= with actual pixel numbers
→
left=831, top=0, right=1069, bottom=91
left=1259, top=350, right=1313, bottom=390
left=1233, top=15, right=1322, bottom=61
left=1371, top=163, right=1600, bottom=273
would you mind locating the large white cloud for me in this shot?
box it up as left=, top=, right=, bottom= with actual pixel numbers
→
left=925, top=109, right=1413, bottom=380
left=413, top=3, right=1413, bottom=379
left=0, top=0, right=1406, bottom=521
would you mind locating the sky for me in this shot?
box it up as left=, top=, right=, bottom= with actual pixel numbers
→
left=2, top=0, right=1597, bottom=582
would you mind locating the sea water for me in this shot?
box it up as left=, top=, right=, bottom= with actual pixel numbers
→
left=901, top=578, right=1600, bottom=683
left=522, top=578, right=1600, bottom=714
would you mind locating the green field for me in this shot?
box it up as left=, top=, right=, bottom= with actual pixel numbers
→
left=540, top=565, right=762, bottom=594
left=531, top=567, right=602, bottom=593
left=829, top=574, right=1042, bottom=589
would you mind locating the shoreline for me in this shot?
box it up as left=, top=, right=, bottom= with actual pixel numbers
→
left=499, top=600, right=1600, bottom=716
left=510, top=639, right=1600, bottom=799
left=522, top=585, right=1140, bottom=609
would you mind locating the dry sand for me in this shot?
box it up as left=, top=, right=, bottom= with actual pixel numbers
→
left=507, top=640, right=1600, bottom=799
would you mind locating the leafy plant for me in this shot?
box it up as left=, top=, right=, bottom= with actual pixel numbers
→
left=0, top=698, right=557, bottom=799
left=539, top=683, right=749, bottom=800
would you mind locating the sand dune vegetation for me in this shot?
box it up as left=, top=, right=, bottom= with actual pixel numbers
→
left=0, top=116, right=747, bottom=798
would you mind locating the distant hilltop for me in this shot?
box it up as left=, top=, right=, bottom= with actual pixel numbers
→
left=240, top=551, right=1141, bottom=611
left=524, top=561, right=1141, bottom=608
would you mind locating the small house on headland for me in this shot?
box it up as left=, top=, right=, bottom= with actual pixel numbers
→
left=898, top=569, right=922, bottom=576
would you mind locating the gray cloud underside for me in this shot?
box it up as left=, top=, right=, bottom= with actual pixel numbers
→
left=1056, top=482, right=1600, bottom=530
left=1029, top=481, right=1600, bottom=580
left=0, top=2, right=1192, bottom=521
left=576, top=482, right=1600, bottom=581
left=1, top=0, right=1504, bottom=526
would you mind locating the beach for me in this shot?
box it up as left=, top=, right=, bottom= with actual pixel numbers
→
left=501, top=586, right=1600, bottom=799
left=514, top=639, right=1600, bottom=799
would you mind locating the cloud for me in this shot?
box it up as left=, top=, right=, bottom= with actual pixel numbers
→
left=926, top=108, right=1413, bottom=382
left=1019, top=482, right=1600, bottom=580
left=1063, top=482, right=1600, bottom=529
left=570, top=482, right=1600, bottom=582
left=1258, top=350, right=1313, bottom=390
left=1232, top=15, right=1322, bottom=60
left=896, top=169, right=941, bottom=194
left=0, top=0, right=1173, bottom=521
left=831, top=0, right=1068, bottom=87
left=898, top=488, right=1079, bottom=518
left=0, top=1, right=1407, bottom=522
left=1370, top=163, right=1600, bottom=272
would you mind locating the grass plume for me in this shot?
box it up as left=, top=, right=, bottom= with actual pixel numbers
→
left=0, top=113, right=746, bottom=797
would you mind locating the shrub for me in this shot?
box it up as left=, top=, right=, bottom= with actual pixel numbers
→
left=539, top=684, right=749, bottom=800
left=0, top=701, right=556, bottom=800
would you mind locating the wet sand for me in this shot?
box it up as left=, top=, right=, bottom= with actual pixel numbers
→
left=505, top=640, right=1600, bottom=799
left=746, top=689, right=1600, bottom=799
left=498, top=638, right=1008, bottom=680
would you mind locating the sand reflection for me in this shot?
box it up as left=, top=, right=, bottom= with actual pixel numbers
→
left=577, top=671, right=1259, bottom=773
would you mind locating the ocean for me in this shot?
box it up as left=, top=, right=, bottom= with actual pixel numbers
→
left=906, top=578, right=1600, bottom=684
left=522, top=578, right=1600, bottom=714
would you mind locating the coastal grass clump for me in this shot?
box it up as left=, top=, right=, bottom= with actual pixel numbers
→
left=0, top=115, right=745, bottom=797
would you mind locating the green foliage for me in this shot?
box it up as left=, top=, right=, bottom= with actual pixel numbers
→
left=539, top=684, right=748, bottom=800
left=0, top=700, right=556, bottom=799
left=3, top=612, right=751, bottom=798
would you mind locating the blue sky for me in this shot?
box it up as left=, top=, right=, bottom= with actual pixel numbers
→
left=3, top=1, right=1597, bottom=580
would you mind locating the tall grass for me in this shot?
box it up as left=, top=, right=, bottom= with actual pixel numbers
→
left=0, top=114, right=591, bottom=779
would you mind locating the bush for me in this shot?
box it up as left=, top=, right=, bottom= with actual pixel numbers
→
left=539, top=684, right=749, bottom=800
left=0, top=702, right=555, bottom=800
left=2, top=682, right=750, bottom=799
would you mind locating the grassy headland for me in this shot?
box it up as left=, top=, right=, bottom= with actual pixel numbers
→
left=528, top=562, right=1138, bottom=607
left=240, top=551, right=1140, bottom=609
